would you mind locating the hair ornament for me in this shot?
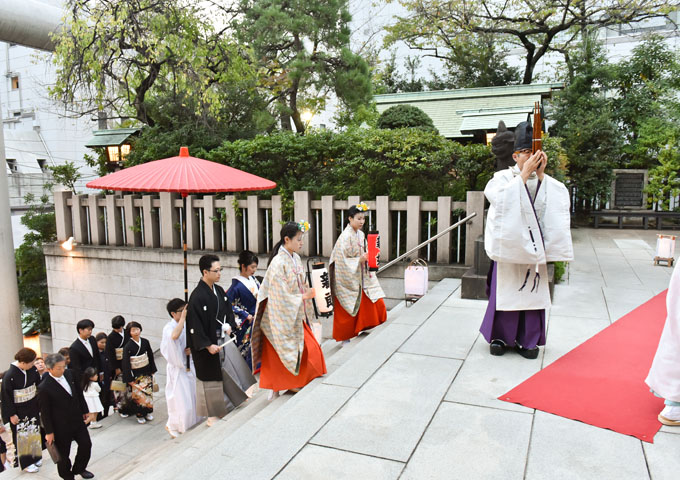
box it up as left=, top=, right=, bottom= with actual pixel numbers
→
left=297, top=219, right=310, bottom=233
left=356, top=202, right=369, bottom=212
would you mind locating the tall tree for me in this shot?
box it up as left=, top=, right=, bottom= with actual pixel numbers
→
left=426, top=33, right=521, bottom=89
left=611, top=35, right=680, bottom=168
left=51, top=0, right=258, bottom=128
left=384, top=0, right=673, bottom=84
left=234, top=0, right=372, bottom=132
left=551, top=32, right=621, bottom=212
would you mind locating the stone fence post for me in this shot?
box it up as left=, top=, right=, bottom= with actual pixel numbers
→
left=54, top=190, right=72, bottom=242
left=294, top=191, right=312, bottom=256
left=465, top=191, right=485, bottom=266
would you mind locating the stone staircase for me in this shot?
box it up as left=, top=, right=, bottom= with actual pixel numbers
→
left=110, top=303, right=410, bottom=480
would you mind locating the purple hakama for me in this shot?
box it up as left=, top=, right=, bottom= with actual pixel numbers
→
left=480, top=261, right=546, bottom=349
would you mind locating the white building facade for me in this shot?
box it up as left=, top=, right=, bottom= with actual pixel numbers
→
left=2, top=38, right=97, bottom=248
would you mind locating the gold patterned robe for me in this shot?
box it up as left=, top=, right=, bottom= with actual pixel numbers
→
left=330, top=225, right=385, bottom=316
left=251, top=248, right=314, bottom=375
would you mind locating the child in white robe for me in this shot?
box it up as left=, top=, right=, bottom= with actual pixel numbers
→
left=161, top=298, right=198, bottom=437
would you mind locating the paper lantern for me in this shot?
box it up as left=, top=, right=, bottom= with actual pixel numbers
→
left=366, top=231, right=380, bottom=272
left=308, top=259, right=333, bottom=318
left=405, top=258, right=428, bottom=303
left=654, top=235, right=676, bottom=267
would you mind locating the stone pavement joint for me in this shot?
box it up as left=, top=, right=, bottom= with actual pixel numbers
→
left=9, top=228, right=678, bottom=480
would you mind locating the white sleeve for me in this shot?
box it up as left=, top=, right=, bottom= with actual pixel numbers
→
left=484, top=172, right=546, bottom=265
left=160, top=324, right=185, bottom=369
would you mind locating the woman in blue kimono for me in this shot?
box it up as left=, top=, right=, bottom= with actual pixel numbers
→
left=227, top=250, right=260, bottom=370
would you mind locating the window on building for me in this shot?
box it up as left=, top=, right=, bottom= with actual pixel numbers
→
left=37, top=159, right=48, bottom=172
left=6, top=159, right=18, bottom=173
left=11, top=76, right=19, bottom=90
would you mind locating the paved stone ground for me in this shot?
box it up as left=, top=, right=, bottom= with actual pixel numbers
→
left=4, top=227, right=680, bottom=480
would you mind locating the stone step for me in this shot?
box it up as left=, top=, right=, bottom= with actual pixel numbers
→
left=112, top=303, right=405, bottom=480
left=117, top=281, right=458, bottom=480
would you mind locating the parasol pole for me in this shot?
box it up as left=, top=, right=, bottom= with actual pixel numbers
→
left=182, top=193, right=190, bottom=371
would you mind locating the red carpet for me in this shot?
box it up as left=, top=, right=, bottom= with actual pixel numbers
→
left=500, top=290, right=668, bottom=443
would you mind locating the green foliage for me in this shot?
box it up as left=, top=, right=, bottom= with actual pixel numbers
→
left=377, top=105, right=437, bottom=133
left=448, top=143, right=495, bottom=193
left=207, top=128, right=488, bottom=202
left=385, top=0, right=671, bottom=84
left=47, top=162, right=82, bottom=194
left=541, top=134, right=569, bottom=183
left=643, top=126, right=680, bottom=210
left=552, top=261, right=567, bottom=283
left=551, top=33, right=621, bottom=211
left=234, top=0, right=372, bottom=132
left=15, top=194, right=57, bottom=334
left=426, top=34, right=521, bottom=89
left=51, top=0, right=261, bottom=129
left=612, top=35, right=680, bottom=169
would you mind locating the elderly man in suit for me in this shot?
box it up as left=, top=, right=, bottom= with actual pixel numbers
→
left=39, top=353, right=94, bottom=480
left=69, top=319, right=102, bottom=382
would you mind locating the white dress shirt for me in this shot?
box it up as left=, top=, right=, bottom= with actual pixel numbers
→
left=79, top=336, right=93, bottom=357
left=50, top=373, right=72, bottom=396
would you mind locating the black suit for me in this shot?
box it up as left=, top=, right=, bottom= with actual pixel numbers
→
left=187, top=279, right=237, bottom=381
left=69, top=337, right=101, bottom=380
left=38, top=370, right=92, bottom=480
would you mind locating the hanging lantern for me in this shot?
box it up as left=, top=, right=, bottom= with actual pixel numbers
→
left=307, top=258, right=333, bottom=318
left=654, top=235, right=676, bottom=267
left=366, top=231, right=380, bottom=272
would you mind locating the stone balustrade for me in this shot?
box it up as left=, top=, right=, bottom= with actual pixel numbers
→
left=54, top=190, right=485, bottom=265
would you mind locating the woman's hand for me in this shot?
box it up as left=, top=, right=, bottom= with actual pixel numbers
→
left=10, top=415, right=19, bottom=425
left=359, top=253, right=367, bottom=264
left=303, top=288, right=316, bottom=300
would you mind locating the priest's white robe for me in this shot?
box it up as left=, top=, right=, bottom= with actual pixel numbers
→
left=484, top=168, right=573, bottom=311
left=646, top=263, right=680, bottom=403
left=160, top=320, right=198, bottom=433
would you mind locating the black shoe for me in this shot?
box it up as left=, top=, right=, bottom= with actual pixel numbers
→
left=490, top=340, right=505, bottom=356
left=79, top=470, right=95, bottom=479
left=516, top=345, right=539, bottom=359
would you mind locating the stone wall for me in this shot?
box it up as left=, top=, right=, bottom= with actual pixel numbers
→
left=44, top=244, right=466, bottom=351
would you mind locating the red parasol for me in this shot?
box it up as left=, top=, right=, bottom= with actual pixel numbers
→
left=86, top=146, right=276, bottom=307
left=87, top=147, right=276, bottom=369
left=86, top=146, right=276, bottom=194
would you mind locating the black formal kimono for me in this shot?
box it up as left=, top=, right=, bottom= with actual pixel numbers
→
left=1, top=364, right=42, bottom=469
left=120, top=338, right=157, bottom=417
left=38, top=370, right=91, bottom=480
left=106, top=329, right=128, bottom=410
left=69, top=337, right=101, bottom=381
left=187, top=279, right=255, bottom=418
left=98, top=349, right=113, bottom=418
left=105, top=330, right=127, bottom=373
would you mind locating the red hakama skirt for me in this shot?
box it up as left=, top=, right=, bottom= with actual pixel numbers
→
left=332, top=291, right=387, bottom=341
left=259, top=321, right=327, bottom=391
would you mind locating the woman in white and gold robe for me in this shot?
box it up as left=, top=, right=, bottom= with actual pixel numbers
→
left=251, top=222, right=326, bottom=395
left=330, top=204, right=386, bottom=342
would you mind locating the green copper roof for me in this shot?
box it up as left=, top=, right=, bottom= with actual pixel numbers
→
left=375, top=83, right=563, bottom=138
left=85, top=128, right=140, bottom=148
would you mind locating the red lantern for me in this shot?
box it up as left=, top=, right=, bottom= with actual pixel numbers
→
left=366, top=231, right=380, bottom=271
